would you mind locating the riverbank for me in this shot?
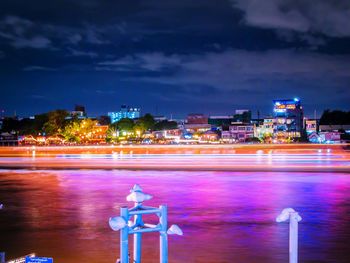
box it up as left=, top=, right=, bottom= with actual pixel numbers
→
left=0, top=143, right=348, bottom=156
left=0, top=144, right=349, bottom=172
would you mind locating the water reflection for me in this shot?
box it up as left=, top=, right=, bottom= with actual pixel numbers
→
left=1, top=170, right=350, bottom=262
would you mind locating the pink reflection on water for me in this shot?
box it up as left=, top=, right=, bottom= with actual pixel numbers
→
left=1, top=170, right=350, bottom=262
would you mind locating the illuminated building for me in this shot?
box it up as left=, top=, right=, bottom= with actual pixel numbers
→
left=184, top=114, right=211, bottom=133
left=71, top=105, right=86, bottom=118
left=262, top=118, right=275, bottom=132
left=316, top=124, right=350, bottom=143
left=184, top=123, right=211, bottom=133
left=305, top=119, right=317, bottom=134
left=74, top=105, right=86, bottom=115
left=229, top=123, right=255, bottom=142
left=308, top=131, right=341, bottom=143
left=108, top=105, right=141, bottom=123
left=0, top=132, right=18, bottom=146
left=256, top=117, right=275, bottom=138
left=199, top=130, right=219, bottom=142
left=221, top=131, right=234, bottom=142
left=273, top=98, right=303, bottom=138
left=66, top=105, right=87, bottom=120
left=186, top=114, right=208, bottom=124
left=90, top=125, right=109, bottom=143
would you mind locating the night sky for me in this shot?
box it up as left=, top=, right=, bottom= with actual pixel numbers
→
left=0, top=0, right=349, bottom=118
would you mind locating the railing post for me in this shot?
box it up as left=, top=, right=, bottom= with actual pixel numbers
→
left=159, top=205, right=168, bottom=263
left=133, top=214, right=142, bottom=263
left=289, top=212, right=299, bottom=263
left=109, top=185, right=182, bottom=263
left=276, top=208, right=302, bottom=263
left=120, top=207, right=129, bottom=263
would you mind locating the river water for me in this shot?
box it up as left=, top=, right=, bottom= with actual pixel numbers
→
left=1, top=169, right=350, bottom=262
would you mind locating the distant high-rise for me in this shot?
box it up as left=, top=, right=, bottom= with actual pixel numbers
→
left=70, top=104, right=86, bottom=119
left=273, top=98, right=303, bottom=137
left=74, top=105, right=86, bottom=113
left=108, top=105, right=141, bottom=123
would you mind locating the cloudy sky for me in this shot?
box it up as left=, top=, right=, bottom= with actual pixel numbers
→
left=0, top=0, right=349, bottom=118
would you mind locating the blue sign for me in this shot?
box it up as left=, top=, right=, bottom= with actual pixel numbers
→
left=25, top=257, right=53, bottom=263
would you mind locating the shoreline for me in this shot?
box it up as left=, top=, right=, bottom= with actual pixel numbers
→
left=1, top=164, right=349, bottom=173
left=0, top=144, right=349, bottom=172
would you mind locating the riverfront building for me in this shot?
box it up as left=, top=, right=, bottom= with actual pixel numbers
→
left=108, top=105, right=141, bottom=123
left=305, top=119, right=318, bottom=134
left=273, top=98, right=303, bottom=138
left=186, top=114, right=208, bottom=124
left=184, top=113, right=211, bottom=133
left=208, top=116, right=232, bottom=128
left=228, top=123, right=255, bottom=142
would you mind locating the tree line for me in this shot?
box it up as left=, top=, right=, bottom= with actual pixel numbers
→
left=319, top=110, right=350, bottom=125
left=0, top=110, right=178, bottom=143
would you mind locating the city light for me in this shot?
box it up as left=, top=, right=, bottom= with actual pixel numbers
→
left=0, top=1, right=349, bottom=262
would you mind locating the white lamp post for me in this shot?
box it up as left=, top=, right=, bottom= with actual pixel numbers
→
left=109, top=184, right=183, bottom=263
left=276, top=208, right=302, bottom=263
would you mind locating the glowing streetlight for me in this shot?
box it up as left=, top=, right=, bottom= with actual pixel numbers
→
left=109, top=184, right=183, bottom=263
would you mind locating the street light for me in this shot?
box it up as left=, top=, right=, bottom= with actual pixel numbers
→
left=109, top=216, right=127, bottom=231
left=276, top=208, right=302, bottom=263
left=167, top=224, right=183, bottom=235
left=109, top=184, right=183, bottom=263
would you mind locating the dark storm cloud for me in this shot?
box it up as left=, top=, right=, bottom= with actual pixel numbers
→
left=100, top=49, right=350, bottom=86
left=107, top=48, right=350, bottom=111
left=232, top=0, right=350, bottom=37
left=0, top=14, right=119, bottom=52
left=0, top=0, right=349, bottom=116
left=275, top=30, right=328, bottom=50
left=0, top=16, right=52, bottom=49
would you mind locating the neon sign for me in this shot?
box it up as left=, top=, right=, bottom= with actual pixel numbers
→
left=275, top=104, right=296, bottom=110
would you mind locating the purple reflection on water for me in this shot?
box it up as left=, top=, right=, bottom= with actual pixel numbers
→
left=1, top=170, right=350, bottom=263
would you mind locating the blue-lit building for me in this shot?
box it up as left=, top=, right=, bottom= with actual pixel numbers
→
left=108, top=105, right=141, bottom=123
left=273, top=98, right=303, bottom=138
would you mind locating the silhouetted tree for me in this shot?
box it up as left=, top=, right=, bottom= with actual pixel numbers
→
left=154, top=120, right=178, bottom=130
left=320, top=110, right=350, bottom=125
left=43, top=110, right=69, bottom=135
left=1, top=113, right=48, bottom=135
left=111, top=118, right=135, bottom=132
left=135, top=114, right=155, bottom=131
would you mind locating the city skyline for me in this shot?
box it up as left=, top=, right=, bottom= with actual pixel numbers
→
left=0, top=0, right=349, bottom=117
left=0, top=98, right=321, bottom=120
